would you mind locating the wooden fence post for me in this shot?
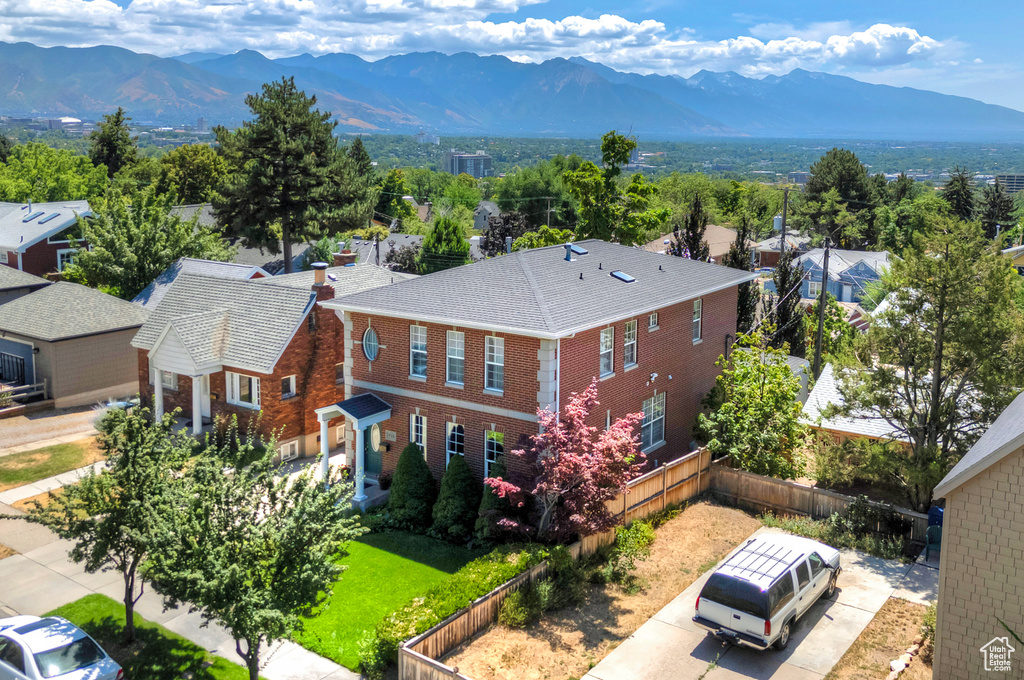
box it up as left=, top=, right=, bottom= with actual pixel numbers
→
left=661, top=464, right=667, bottom=510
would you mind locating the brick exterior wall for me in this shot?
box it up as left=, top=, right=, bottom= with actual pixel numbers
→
left=19, top=239, right=84, bottom=278
left=933, top=450, right=1024, bottom=680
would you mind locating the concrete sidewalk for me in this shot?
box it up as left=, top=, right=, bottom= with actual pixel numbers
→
left=0, top=501, right=358, bottom=680
left=0, top=432, right=100, bottom=458
left=0, top=462, right=106, bottom=506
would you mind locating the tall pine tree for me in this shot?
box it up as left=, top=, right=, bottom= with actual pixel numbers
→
left=417, top=214, right=471, bottom=274
left=723, top=216, right=759, bottom=334
left=764, top=251, right=806, bottom=358
left=89, top=107, right=138, bottom=178
left=670, top=193, right=711, bottom=260
left=941, top=166, right=975, bottom=223
left=346, top=136, right=374, bottom=179
left=979, top=179, right=1016, bottom=240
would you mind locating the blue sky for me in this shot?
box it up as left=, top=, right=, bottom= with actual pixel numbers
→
left=2, top=0, right=1022, bottom=110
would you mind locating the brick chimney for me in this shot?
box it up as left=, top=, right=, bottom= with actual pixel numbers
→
left=333, top=250, right=357, bottom=267
left=311, top=262, right=335, bottom=301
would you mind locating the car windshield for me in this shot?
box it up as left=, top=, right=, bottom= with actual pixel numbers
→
left=32, top=638, right=104, bottom=678
left=700, top=573, right=769, bottom=619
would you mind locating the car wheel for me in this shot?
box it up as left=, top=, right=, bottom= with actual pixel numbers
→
left=826, top=573, right=837, bottom=599
left=774, top=621, right=791, bottom=650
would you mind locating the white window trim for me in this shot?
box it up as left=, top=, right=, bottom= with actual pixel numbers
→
left=485, top=336, right=504, bottom=392
left=226, top=371, right=261, bottom=409
left=149, top=366, right=177, bottom=391
left=624, top=319, right=637, bottom=369
left=279, top=440, right=299, bottom=462
left=446, top=421, right=465, bottom=464
left=410, top=325, right=427, bottom=379
left=484, top=430, right=504, bottom=478
left=336, top=423, right=346, bottom=447
left=446, top=330, right=465, bottom=385
left=410, top=413, right=426, bottom=458
left=641, top=392, right=666, bottom=452
left=0, top=250, right=7, bottom=264
left=56, top=248, right=76, bottom=272
left=692, top=299, right=703, bottom=344
left=281, top=375, right=297, bottom=399
left=599, top=327, right=614, bottom=377
left=648, top=312, right=659, bottom=331
left=808, top=280, right=823, bottom=298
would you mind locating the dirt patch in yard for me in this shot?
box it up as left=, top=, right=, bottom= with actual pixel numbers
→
left=11, top=488, right=64, bottom=513
left=0, top=543, right=15, bottom=559
left=443, top=501, right=761, bottom=680
left=825, top=597, right=932, bottom=680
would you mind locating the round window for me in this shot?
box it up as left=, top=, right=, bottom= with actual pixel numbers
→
left=369, top=423, right=382, bottom=451
left=363, top=327, right=379, bottom=361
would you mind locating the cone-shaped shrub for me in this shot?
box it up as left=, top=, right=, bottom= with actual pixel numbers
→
left=431, top=455, right=482, bottom=543
left=386, top=443, right=436, bottom=530
left=475, top=458, right=513, bottom=543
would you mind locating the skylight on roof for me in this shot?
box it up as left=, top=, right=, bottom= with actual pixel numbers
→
left=570, top=244, right=588, bottom=255
left=22, top=211, right=44, bottom=223
left=38, top=213, right=61, bottom=224
left=610, top=271, right=635, bottom=283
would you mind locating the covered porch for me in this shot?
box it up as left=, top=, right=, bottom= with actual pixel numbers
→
left=315, top=393, right=392, bottom=509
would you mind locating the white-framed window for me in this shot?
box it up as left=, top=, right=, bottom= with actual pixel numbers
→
left=599, top=327, right=614, bottom=376
left=446, top=421, right=465, bottom=464
left=335, top=363, right=345, bottom=384
left=641, top=393, right=666, bottom=450
left=648, top=312, right=658, bottom=330
left=808, top=279, right=823, bottom=298
left=279, top=440, right=299, bottom=462
left=336, top=423, right=346, bottom=446
left=446, top=331, right=464, bottom=385
left=485, top=336, right=504, bottom=392
left=624, top=319, right=637, bottom=368
left=281, top=375, right=296, bottom=399
left=56, top=248, right=76, bottom=272
left=148, top=366, right=177, bottom=391
left=484, top=430, right=504, bottom=478
left=226, top=371, right=261, bottom=409
left=410, top=414, right=426, bottom=457
left=0, top=250, right=7, bottom=264
left=692, top=299, right=702, bottom=343
left=410, top=325, right=427, bottom=378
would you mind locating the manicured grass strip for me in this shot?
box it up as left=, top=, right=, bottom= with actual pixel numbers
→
left=0, top=439, right=103, bottom=491
left=47, top=594, right=255, bottom=680
left=294, top=531, right=481, bottom=671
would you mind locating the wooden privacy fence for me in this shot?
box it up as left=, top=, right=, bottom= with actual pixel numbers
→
left=708, top=461, right=930, bottom=543
left=398, top=447, right=712, bottom=680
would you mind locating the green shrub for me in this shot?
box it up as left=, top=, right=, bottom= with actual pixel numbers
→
left=605, top=520, right=656, bottom=592
left=499, top=583, right=541, bottom=628
left=386, top=443, right=437, bottom=530
left=811, top=436, right=860, bottom=489
left=759, top=510, right=910, bottom=562
left=544, top=545, right=587, bottom=609
left=431, top=455, right=482, bottom=543
left=474, top=458, right=513, bottom=543
left=359, top=544, right=548, bottom=677
left=921, top=602, right=937, bottom=644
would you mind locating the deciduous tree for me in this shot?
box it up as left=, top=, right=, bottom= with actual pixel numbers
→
left=155, top=143, right=229, bottom=204
left=804, top=292, right=853, bottom=358
left=89, top=107, right=138, bottom=178
left=511, top=224, right=574, bottom=251
left=0, top=135, right=13, bottom=163
left=374, top=169, right=416, bottom=227
left=417, top=213, right=471, bottom=274
left=0, top=142, right=107, bottom=202
left=485, top=378, right=645, bottom=543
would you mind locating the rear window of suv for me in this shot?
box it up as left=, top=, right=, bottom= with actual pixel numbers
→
left=33, top=638, right=104, bottom=679
left=700, top=573, right=769, bottom=619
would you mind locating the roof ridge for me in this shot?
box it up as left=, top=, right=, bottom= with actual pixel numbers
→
left=519, top=250, right=557, bottom=333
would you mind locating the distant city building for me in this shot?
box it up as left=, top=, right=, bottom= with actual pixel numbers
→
left=197, top=116, right=207, bottom=132
left=995, top=174, right=1024, bottom=194
left=46, top=117, right=81, bottom=130
left=415, top=131, right=440, bottom=145
left=788, top=171, right=811, bottom=185
left=443, top=151, right=493, bottom=178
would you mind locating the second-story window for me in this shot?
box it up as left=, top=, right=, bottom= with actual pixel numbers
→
left=648, top=312, right=659, bottom=330
left=485, top=336, right=504, bottom=392
left=281, top=375, right=296, bottom=399
left=600, top=327, right=614, bottom=376
left=624, top=320, right=637, bottom=368
left=410, top=325, right=427, bottom=378
left=446, top=331, right=464, bottom=385
left=693, top=299, right=703, bottom=343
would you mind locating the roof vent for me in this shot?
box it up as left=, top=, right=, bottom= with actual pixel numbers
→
left=38, top=213, right=60, bottom=225
left=564, top=244, right=573, bottom=262
left=570, top=244, right=588, bottom=255
left=610, top=271, right=636, bottom=283
left=22, top=211, right=44, bottom=223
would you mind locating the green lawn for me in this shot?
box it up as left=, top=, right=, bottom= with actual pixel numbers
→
left=0, top=439, right=103, bottom=491
left=295, top=531, right=481, bottom=670
left=47, top=594, right=255, bottom=680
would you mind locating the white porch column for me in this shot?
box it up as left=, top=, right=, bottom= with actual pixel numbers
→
left=353, top=424, right=366, bottom=502
left=191, top=376, right=203, bottom=435
left=154, top=370, right=164, bottom=420
left=319, top=415, right=330, bottom=487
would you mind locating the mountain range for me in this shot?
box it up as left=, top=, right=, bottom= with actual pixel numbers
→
left=1, top=41, right=1023, bottom=141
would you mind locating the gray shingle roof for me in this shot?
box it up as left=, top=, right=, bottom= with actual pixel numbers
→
left=335, top=393, right=392, bottom=421
left=934, top=390, right=1024, bottom=498
left=169, top=204, right=218, bottom=229
left=0, top=266, right=50, bottom=293
left=802, top=363, right=906, bottom=441
left=132, top=274, right=315, bottom=374
left=132, top=258, right=269, bottom=310
left=800, top=249, right=891, bottom=280
left=0, top=200, right=91, bottom=251
left=0, top=282, right=149, bottom=341
left=262, top=264, right=416, bottom=291
left=324, top=239, right=758, bottom=338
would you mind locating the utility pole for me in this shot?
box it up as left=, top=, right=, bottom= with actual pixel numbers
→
left=811, top=239, right=831, bottom=380
left=780, top=188, right=789, bottom=256
left=373, top=235, right=379, bottom=266
left=546, top=197, right=553, bottom=228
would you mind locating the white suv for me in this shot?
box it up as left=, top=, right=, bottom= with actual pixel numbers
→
left=0, top=616, right=123, bottom=680
left=693, top=534, right=841, bottom=651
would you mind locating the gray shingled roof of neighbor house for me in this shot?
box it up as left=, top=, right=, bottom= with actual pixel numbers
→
left=323, top=239, right=759, bottom=338
left=132, top=274, right=316, bottom=374
left=0, top=265, right=50, bottom=292
left=132, top=258, right=270, bottom=310
left=0, top=282, right=150, bottom=341
left=934, top=389, right=1024, bottom=498
left=262, top=263, right=416, bottom=291
left=0, top=200, right=91, bottom=251
left=801, top=363, right=907, bottom=441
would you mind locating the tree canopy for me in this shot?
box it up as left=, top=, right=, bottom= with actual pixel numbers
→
left=979, top=179, right=1017, bottom=240
left=669, top=192, right=711, bottom=260
left=723, top=215, right=759, bottom=334
left=374, top=169, right=417, bottom=227
left=941, top=166, right=975, bottom=223
left=763, top=251, right=807, bottom=358
left=155, top=143, right=229, bottom=204
left=89, top=108, right=138, bottom=178
left=0, top=142, right=108, bottom=202
left=417, top=213, right=471, bottom=274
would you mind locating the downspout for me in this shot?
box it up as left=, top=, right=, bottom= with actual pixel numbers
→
left=555, top=338, right=561, bottom=424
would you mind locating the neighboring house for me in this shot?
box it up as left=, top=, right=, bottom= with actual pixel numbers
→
left=754, top=233, right=812, bottom=268
left=132, top=262, right=411, bottom=459
left=401, top=196, right=432, bottom=223
left=473, top=201, right=499, bottom=232
left=932, top=391, right=1024, bottom=680
left=0, top=200, right=91, bottom=277
left=802, top=363, right=905, bottom=444
left=0, top=282, right=149, bottom=407
left=350, top=234, right=484, bottom=266
left=796, top=249, right=890, bottom=303
left=319, top=239, right=757, bottom=502
left=643, top=224, right=756, bottom=266
left=0, top=266, right=50, bottom=305
left=1002, top=243, right=1024, bottom=275
left=132, top=258, right=269, bottom=310
left=786, top=354, right=811, bottom=405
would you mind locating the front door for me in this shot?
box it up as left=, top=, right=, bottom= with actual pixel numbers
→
left=201, top=375, right=211, bottom=419
left=365, top=424, right=383, bottom=475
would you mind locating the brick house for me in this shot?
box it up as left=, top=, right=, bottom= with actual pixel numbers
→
left=131, top=261, right=413, bottom=460
left=0, top=201, right=91, bottom=277
left=318, top=240, right=756, bottom=503
left=931, top=391, right=1024, bottom=680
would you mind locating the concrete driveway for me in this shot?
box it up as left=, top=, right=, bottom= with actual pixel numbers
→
left=583, top=528, right=927, bottom=680
left=0, top=405, right=104, bottom=453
